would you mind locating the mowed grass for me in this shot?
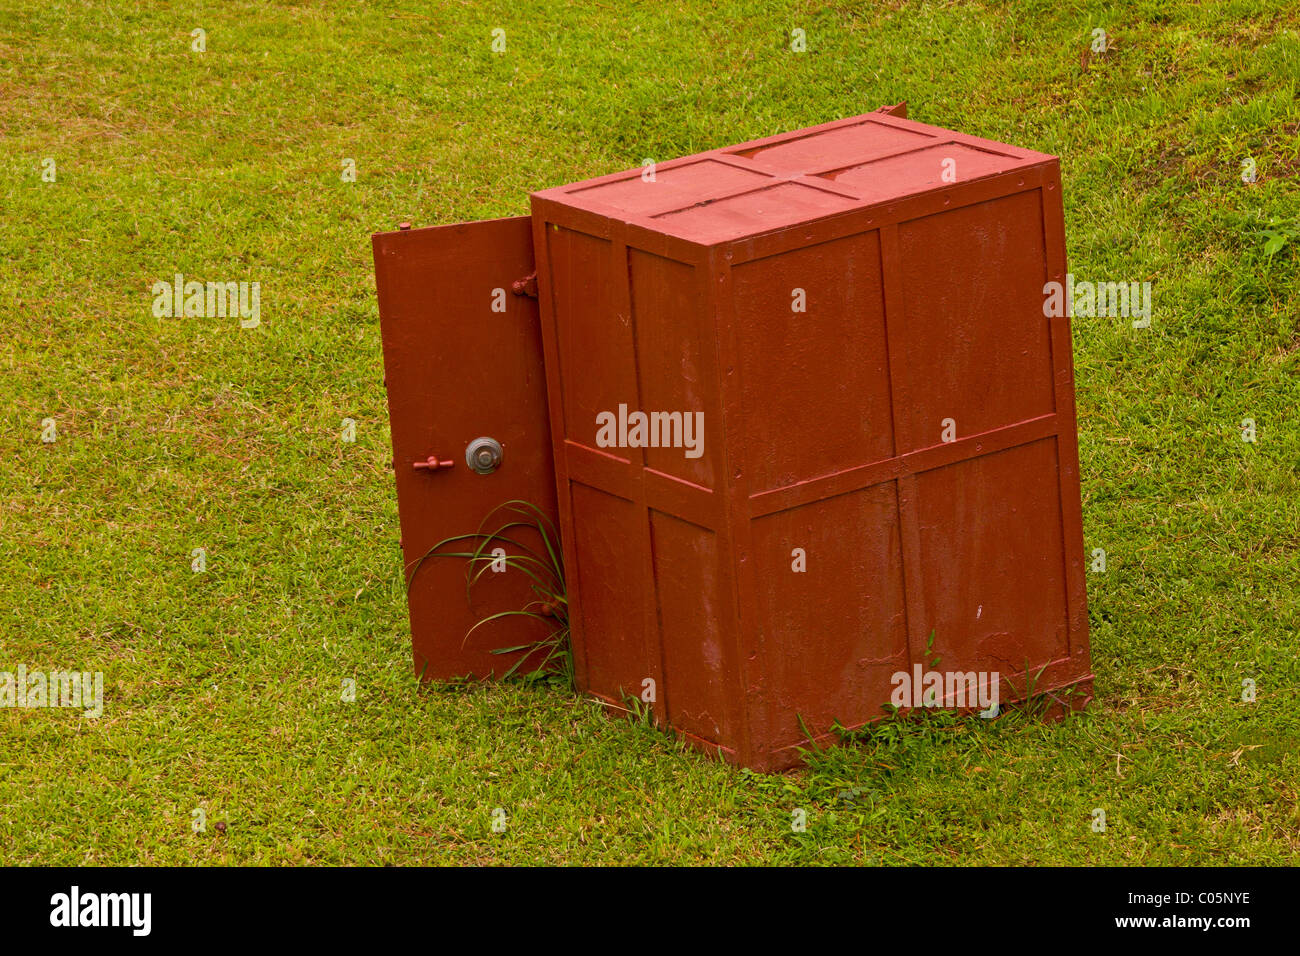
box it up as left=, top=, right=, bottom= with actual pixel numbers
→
left=1, top=0, right=1298, bottom=864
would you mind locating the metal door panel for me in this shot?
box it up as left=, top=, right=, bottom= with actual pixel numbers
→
left=373, top=216, right=559, bottom=680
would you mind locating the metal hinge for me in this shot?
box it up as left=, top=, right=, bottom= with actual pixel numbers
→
left=511, top=272, right=538, bottom=298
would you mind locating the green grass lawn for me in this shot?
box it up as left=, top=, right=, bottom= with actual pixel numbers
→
left=2, top=0, right=1297, bottom=865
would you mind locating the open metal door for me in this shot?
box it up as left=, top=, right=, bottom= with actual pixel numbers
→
left=373, top=215, right=560, bottom=681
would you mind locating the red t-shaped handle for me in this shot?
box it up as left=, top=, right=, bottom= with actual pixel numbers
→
left=413, top=455, right=453, bottom=471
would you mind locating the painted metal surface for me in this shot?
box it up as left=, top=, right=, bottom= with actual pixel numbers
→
left=530, top=110, right=1093, bottom=770
left=373, top=216, right=559, bottom=681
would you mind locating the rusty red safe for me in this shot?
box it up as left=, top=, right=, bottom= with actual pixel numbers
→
left=374, top=105, right=1093, bottom=771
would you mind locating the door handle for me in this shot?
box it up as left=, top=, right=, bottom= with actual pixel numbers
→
left=413, top=455, right=454, bottom=471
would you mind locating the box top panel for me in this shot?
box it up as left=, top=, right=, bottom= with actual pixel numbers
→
left=532, top=109, right=1055, bottom=246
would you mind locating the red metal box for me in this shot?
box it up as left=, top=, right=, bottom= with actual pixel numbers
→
left=528, top=108, right=1092, bottom=770
left=373, top=106, right=1093, bottom=771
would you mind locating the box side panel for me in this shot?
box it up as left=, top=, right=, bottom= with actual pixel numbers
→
left=630, top=249, right=744, bottom=750
left=884, top=178, right=1091, bottom=700
left=537, top=219, right=656, bottom=707
left=648, top=511, right=737, bottom=744
left=721, top=226, right=905, bottom=766
left=547, top=226, right=637, bottom=446
left=569, top=482, right=655, bottom=702
left=912, top=439, right=1071, bottom=684
left=749, top=484, right=909, bottom=750
left=628, top=250, right=719, bottom=490
left=730, top=231, right=894, bottom=494
left=726, top=181, right=1091, bottom=766
left=536, top=201, right=746, bottom=748
left=891, top=189, right=1057, bottom=453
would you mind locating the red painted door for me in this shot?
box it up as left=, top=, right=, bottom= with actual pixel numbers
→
left=373, top=216, right=561, bottom=681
